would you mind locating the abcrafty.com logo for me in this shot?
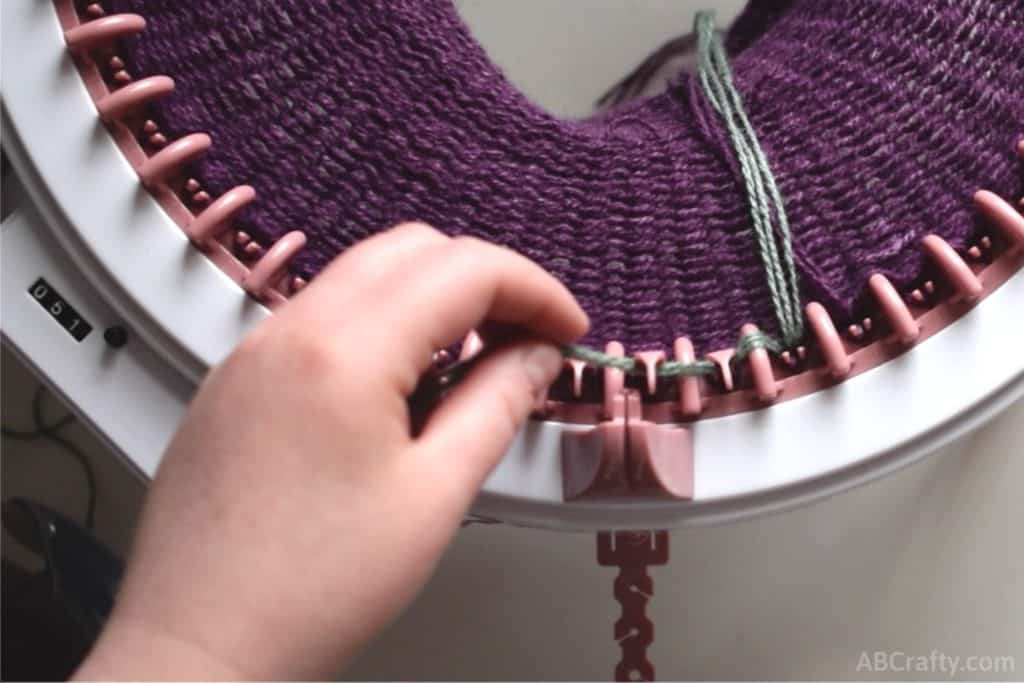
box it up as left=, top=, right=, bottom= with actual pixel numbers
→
left=856, top=650, right=1015, bottom=677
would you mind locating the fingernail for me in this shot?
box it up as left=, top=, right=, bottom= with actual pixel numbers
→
left=521, top=344, right=562, bottom=394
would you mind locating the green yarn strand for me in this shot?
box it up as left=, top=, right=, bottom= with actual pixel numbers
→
left=561, top=329, right=772, bottom=380
left=547, top=11, right=805, bottom=380
left=561, top=344, right=716, bottom=378
left=561, top=344, right=639, bottom=373
left=695, top=11, right=804, bottom=347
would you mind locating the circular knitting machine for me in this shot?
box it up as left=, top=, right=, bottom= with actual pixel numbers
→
left=5, top=0, right=1023, bottom=526
left=2, top=1, right=1023, bottom=677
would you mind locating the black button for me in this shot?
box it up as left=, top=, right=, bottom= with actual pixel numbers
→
left=103, top=326, right=129, bottom=349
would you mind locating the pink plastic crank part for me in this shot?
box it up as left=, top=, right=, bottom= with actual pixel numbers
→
left=597, top=531, right=669, bottom=682
left=562, top=342, right=692, bottom=502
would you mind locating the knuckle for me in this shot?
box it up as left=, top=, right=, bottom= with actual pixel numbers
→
left=391, top=221, right=442, bottom=238
left=450, top=234, right=488, bottom=252
left=447, top=236, right=498, bottom=271
left=285, top=328, right=342, bottom=376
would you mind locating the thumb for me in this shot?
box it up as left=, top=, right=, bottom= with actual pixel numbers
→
left=414, top=341, right=562, bottom=494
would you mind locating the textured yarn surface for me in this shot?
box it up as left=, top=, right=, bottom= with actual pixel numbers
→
left=107, top=0, right=1024, bottom=353
left=695, top=10, right=803, bottom=346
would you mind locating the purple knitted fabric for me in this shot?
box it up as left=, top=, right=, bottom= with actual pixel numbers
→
left=106, top=0, right=1023, bottom=353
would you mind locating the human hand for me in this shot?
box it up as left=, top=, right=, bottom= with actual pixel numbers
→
left=74, top=223, right=588, bottom=680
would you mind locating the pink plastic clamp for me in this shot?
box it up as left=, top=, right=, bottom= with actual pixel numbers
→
left=561, top=342, right=693, bottom=501
left=64, top=14, right=146, bottom=50
left=561, top=391, right=631, bottom=500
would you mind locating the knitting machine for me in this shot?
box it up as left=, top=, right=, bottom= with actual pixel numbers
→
left=5, top=0, right=1024, bottom=528
left=2, top=0, right=1023, bottom=679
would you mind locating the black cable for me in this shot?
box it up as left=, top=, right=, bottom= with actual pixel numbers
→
left=1, top=391, right=75, bottom=437
left=2, top=385, right=97, bottom=529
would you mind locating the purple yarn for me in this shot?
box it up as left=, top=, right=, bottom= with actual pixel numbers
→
left=107, top=0, right=1023, bottom=353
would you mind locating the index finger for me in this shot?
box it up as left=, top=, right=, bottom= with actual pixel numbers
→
left=350, top=236, right=589, bottom=385
left=412, top=235, right=586, bottom=338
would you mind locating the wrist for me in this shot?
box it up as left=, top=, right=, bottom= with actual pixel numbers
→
left=74, top=613, right=250, bottom=681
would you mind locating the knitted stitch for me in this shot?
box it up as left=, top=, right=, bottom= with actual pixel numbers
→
left=107, top=0, right=1024, bottom=354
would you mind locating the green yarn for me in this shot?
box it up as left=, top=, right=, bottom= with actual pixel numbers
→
left=561, top=344, right=640, bottom=372
left=695, top=10, right=804, bottom=347
left=560, top=344, right=717, bottom=378
left=561, top=330, right=772, bottom=380
left=733, top=329, right=781, bottom=359
left=551, top=10, right=806, bottom=380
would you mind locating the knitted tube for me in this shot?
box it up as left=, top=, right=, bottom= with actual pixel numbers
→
left=107, top=0, right=1024, bottom=353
